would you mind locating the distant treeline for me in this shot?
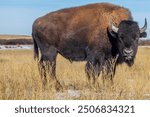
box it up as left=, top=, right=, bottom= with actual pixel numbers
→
left=0, top=39, right=33, bottom=45
left=0, top=38, right=150, bottom=46
left=139, top=39, right=150, bottom=46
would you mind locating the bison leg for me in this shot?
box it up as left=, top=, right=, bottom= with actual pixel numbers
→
left=102, top=55, right=118, bottom=84
left=38, top=46, right=57, bottom=85
left=85, top=54, right=105, bottom=84
left=85, top=62, right=101, bottom=84
left=85, top=61, right=93, bottom=81
left=38, top=60, right=47, bottom=86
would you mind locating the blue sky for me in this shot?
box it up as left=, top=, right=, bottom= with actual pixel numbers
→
left=0, top=0, right=150, bottom=38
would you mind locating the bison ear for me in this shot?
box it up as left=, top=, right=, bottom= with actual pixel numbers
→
left=140, top=18, right=147, bottom=38
left=140, top=32, right=147, bottom=38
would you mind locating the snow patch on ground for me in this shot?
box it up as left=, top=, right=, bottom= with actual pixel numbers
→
left=0, top=45, right=33, bottom=50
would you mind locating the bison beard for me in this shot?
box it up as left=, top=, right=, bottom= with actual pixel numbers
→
left=32, top=3, right=147, bottom=87
left=126, top=59, right=134, bottom=67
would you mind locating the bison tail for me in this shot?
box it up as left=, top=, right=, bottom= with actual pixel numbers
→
left=32, top=33, right=39, bottom=60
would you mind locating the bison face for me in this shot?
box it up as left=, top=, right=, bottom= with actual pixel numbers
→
left=110, top=19, right=147, bottom=66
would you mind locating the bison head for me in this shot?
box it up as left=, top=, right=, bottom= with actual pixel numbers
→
left=110, top=18, right=147, bottom=66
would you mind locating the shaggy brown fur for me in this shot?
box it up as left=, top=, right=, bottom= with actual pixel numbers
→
left=32, top=3, right=134, bottom=85
left=33, top=3, right=132, bottom=53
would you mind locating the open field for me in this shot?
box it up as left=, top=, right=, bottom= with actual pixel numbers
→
left=0, top=35, right=31, bottom=40
left=0, top=47, right=150, bottom=100
left=0, top=35, right=32, bottom=45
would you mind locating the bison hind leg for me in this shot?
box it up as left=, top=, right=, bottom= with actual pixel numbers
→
left=38, top=46, right=60, bottom=90
left=38, top=60, right=56, bottom=84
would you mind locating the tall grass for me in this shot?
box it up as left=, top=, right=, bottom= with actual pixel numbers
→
left=0, top=47, right=150, bottom=100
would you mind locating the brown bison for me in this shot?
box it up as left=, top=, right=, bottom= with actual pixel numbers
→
left=32, top=3, right=147, bottom=85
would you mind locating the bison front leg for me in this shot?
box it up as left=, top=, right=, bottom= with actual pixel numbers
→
left=102, top=55, right=119, bottom=84
left=85, top=54, right=105, bottom=84
left=85, top=62, right=100, bottom=84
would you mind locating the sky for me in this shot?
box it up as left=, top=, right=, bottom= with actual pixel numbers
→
left=0, top=0, right=150, bottom=38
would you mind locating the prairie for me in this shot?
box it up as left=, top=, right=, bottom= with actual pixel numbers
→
left=0, top=35, right=32, bottom=45
left=0, top=47, right=150, bottom=100
left=0, top=35, right=31, bottom=40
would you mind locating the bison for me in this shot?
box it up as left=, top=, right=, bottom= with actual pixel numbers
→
left=32, top=3, right=147, bottom=85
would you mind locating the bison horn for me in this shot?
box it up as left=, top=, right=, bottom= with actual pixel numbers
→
left=111, top=22, right=119, bottom=33
left=140, top=18, right=147, bottom=33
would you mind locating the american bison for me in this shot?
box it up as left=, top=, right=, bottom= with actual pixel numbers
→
left=32, top=3, right=147, bottom=85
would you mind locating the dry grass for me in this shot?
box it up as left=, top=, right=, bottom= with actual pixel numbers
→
left=0, top=47, right=150, bottom=100
left=0, top=35, right=31, bottom=40
left=0, top=35, right=32, bottom=45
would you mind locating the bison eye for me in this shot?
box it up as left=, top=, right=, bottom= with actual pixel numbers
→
left=133, top=37, right=139, bottom=41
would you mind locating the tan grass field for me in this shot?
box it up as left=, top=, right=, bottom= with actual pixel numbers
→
left=0, top=35, right=31, bottom=40
left=0, top=35, right=32, bottom=45
left=0, top=47, right=150, bottom=100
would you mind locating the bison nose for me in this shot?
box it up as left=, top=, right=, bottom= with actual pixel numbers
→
left=123, top=48, right=133, bottom=56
